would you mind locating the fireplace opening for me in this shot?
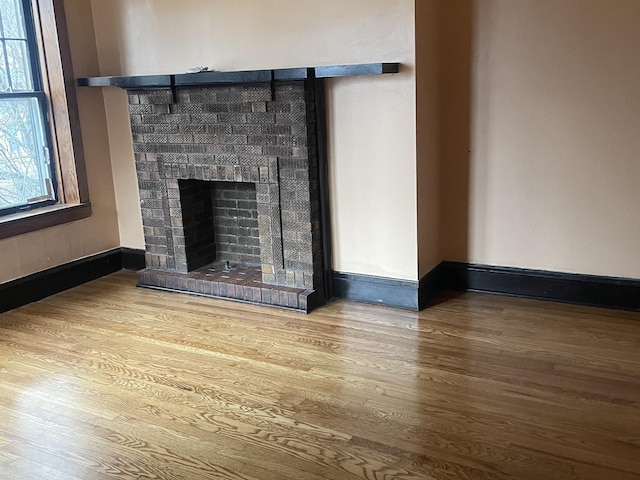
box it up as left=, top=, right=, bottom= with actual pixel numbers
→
left=179, top=179, right=260, bottom=272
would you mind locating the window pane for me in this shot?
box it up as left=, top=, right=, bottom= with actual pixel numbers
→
left=0, top=0, right=26, bottom=39
left=0, top=46, right=8, bottom=92
left=6, top=39, right=31, bottom=91
left=0, top=97, right=51, bottom=209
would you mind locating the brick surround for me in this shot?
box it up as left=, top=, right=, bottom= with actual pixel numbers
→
left=128, top=81, right=324, bottom=311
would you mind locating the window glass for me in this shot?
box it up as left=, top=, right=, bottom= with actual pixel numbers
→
left=0, top=46, right=8, bottom=91
left=0, top=0, right=55, bottom=214
left=0, top=0, right=26, bottom=40
left=0, top=97, right=50, bottom=209
left=6, top=39, right=32, bottom=91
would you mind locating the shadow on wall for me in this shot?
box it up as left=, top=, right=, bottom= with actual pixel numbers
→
left=437, top=0, right=473, bottom=263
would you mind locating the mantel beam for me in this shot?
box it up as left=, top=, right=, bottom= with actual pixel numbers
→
left=77, top=63, right=400, bottom=89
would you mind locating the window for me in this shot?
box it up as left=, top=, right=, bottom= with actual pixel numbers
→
left=0, top=0, right=91, bottom=239
left=0, top=0, right=56, bottom=215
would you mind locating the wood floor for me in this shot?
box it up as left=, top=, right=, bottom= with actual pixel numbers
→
left=0, top=271, right=639, bottom=479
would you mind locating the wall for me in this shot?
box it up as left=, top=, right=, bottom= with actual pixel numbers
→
left=91, top=0, right=419, bottom=280
left=415, top=0, right=441, bottom=278
left=437, top=0, right=473, bottom=265
left=0, top=0, right=119, bottom=284
left=441, top=0, right=640, bottom=279
left=8, top=0, right=636, bottom=288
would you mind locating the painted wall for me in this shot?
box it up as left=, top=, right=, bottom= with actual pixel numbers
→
left=0, top=0, right=119, bottom=284
left=437, top=0, right=473, bottom=265
left=91, top=0, right=420, bottom=280
left=440, top=0, right=640, bottom=279
left=7, top=0, right=637, bottom=288
left=415, top=0, right=441, bottom=278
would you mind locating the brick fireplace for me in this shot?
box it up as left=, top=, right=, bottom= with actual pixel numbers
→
left=129, top=81, right=324, bottom=310
left=79, top=63, right=399, bottom=312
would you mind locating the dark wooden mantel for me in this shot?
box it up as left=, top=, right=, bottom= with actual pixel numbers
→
left=77, top=63, right=400, bottom=89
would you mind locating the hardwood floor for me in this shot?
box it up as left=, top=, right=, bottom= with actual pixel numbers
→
left=0, top=271, right=639, bottom=479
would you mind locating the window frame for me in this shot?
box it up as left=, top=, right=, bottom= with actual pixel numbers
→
left=0, top=0, right=90, bottom=240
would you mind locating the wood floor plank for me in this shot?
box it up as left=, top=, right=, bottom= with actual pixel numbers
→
left=0, top=271, right=639, bottom=479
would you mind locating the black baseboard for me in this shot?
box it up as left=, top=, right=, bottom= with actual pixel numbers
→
left=332, top=272, right=418, bottom=310
left=121, top=248, right=146, bottom=270
left=0, top=247, right=147, bottom=314
left=0, top=248, right=123, bottom=314
left=419, top=264, right=442, bottom=310
left=440, top=262, right=640, bottom=312
left=332, top=266, right=442, bottom=311
left=3, top=249, right=638, bottom=314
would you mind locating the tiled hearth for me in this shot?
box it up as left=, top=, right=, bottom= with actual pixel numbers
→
left=128, top=81, right=324, bottom=310
left=138, top=262, right=314, bottom=310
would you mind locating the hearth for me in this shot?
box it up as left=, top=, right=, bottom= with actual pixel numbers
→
left=79, top=63, right=399, bottom=311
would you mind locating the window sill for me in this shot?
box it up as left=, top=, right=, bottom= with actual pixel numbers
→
left=0, top=203, right=91, bottom=240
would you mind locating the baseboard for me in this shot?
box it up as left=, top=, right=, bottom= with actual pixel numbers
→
left=4, top=251, right=637, bottom=314
left=332, top=271, right=418, bottom=310
left=440, top=262, right=640, bottom=312
left=4, top=248, right=442, bottom=314
left=0, top=248, right=123, bottom=314
left=121, top=248, right=146, bottom=270
left=332, top=266, right=441, bottom=311
left=419, top=264, right=443, bottom=309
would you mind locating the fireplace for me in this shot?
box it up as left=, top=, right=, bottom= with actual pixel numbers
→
left=129, top=81, right=324, bottom=310
left=78, top=63, right=399, bottom=311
